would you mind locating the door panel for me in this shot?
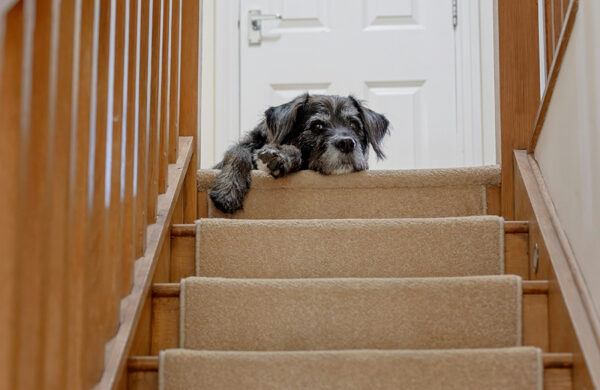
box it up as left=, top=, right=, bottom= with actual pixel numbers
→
left=240, top=0, right=457, bottom=169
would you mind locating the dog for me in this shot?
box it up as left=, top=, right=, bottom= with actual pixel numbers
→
left=209, top=93, right=390, bottom=214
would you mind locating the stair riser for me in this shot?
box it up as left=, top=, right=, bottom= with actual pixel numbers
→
left=169, top=228, right=530, bottom=282
left=150, top=284, right=548, bottom=354
left=201, top=187, right=495, bottom=219
left=196, top=217, right=505, bottom=279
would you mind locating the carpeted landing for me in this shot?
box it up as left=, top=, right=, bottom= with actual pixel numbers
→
left=160, top=165, right=543, bottom=389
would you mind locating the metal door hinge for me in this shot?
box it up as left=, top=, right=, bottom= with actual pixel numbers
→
left=452, top=0, right=458, bottom=29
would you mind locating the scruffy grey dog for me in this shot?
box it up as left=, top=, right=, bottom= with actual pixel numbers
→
left=210, top=93, right=390, bottom=214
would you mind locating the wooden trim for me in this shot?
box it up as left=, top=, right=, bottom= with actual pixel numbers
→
left=514, top=150, right=600, bottom=386
left=152, top=283, right=180, bottom=297
left=127, top=353, right=574, bottom=372
left=523, top=281, right=549, bottom=294
left=150, top=281, right=549, bottom=299
left=544, top=353, right=574, bottom=369
left=170, top=224, right=195, bottom=237
left=528, top=0, right=579, bottom=153
left=505, top=221, right=529, bottom=234
left=171, top=222, right=529, bottom=237
left=96, top=137, right=193, bottom=389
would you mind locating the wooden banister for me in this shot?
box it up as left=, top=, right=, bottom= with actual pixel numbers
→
left=0, top=0, right=201, bottom=388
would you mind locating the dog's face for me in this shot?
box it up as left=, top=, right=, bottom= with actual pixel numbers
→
left=264, top=94, right=390, bottom=175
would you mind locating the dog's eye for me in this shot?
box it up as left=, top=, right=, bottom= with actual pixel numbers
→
left=349, top=121, right=360, bottom=130
left=313, top=122, right=324, bottom=130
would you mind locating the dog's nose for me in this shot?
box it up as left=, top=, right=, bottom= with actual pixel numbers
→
left=334, top=138, right=355, bottom=154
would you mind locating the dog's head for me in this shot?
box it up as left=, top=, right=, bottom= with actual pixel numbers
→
left=264, top=94, right=390, bottom=174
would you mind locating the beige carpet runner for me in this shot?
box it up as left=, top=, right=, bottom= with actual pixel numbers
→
left=160, top=348, right=542, bottom=390
left=195, top=216, right=504, bottom=278
left=197, top=166, right=500, bottom=219
left=160, top=166, right=542, bottom=389
left=180, top=275, right=521, bottom=351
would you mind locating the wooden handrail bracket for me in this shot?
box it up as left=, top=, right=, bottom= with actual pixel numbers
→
left=96, top=137, right=193, bottom=390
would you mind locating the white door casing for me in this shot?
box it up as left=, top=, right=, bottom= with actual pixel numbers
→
left=204, top=0, right=497, bottom=169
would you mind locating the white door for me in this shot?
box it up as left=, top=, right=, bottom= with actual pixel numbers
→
left=239, top=0, right=458, bottom=169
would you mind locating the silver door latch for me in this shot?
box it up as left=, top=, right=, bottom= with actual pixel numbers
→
left=248, top=9, right=282, bottom=45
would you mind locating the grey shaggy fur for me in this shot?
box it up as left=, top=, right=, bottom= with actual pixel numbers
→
left=210, top=94, right=390, bottom=214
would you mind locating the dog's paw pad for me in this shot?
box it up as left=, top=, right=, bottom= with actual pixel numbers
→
left=256, top=148, right=287, bottom=178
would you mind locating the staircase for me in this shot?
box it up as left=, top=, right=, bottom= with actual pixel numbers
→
left=127, top=166, right=573, bottom=389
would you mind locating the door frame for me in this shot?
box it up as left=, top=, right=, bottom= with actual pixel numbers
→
left=202, top=0, right=498, bottom=168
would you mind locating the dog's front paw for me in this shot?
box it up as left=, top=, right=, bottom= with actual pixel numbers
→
left=256, top=146, right=288, bottom=178
left=209, top=175, right=248, bottom=214
left=209, top=190, right=243, bottom=214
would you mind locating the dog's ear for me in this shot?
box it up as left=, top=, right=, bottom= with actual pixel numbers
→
left=350, top=96, right=389, bottom=159
left=264, top=93, right=309, bottom=144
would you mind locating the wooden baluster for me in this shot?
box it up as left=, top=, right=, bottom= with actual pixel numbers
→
left=544, top=0, right=555, bottom=75
left=131, top=0, right=144, bottom=260
left=41, top=0, right=76, bottom=388
left=135, top=0, right=151, bottom=258
left=148, top=0, right=163, bottom=222
left=65, top=0, right=92, bottom=385
left=108, top=0, right=127, bottom=326
left=122, top=0, right=139, bottom=297
left=158, top=0, right=171, bottom=193
left=83, top=0, right=111, bottom=382
left=168, top=0, right=181, bottom=163
left=12, top=1, right=48, bottom=388
left=553, top=0, right=563, bottom=46
left=98, top=0, right=114, bottom=338
left=179, top=0, right=200, bottom=222
left=105, top=0, right=124, bottom=339
left=0, top=4, right=25, bottom=390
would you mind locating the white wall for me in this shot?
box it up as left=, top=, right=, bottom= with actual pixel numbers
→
left=200, top=0, right=216, bottom=167
left=535, top=0, right=600, bottom=315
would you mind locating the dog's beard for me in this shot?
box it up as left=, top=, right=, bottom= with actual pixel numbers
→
left=311, top=143, right=368, bottom=175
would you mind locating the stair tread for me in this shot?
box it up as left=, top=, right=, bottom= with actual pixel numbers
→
left=180, top=275, right=522, bottom=351
left=158, top=347, right=541, bottom=390
left=197, top=166, right=501, bottom=190
left=195, top=216, right=505, bottom=278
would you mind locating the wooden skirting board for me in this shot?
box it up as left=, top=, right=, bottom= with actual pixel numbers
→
left=514, top=150, right=600, bottom=388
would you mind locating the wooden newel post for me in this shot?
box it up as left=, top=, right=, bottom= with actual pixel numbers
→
left=496, top=0, right=541, bottom=219
left=179, top=0, right=201, bottom=223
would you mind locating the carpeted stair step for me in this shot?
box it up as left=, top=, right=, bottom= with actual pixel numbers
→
left=195, top=216, right=504, bottom=278
left=180, top=275, right=522, bottom=351
left=197, top=166, right=501, bottom=219
left=159, top=348, right=542, bottom=390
